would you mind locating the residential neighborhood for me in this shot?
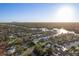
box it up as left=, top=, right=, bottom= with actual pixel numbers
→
left=0, top=23, right=79, bottom=56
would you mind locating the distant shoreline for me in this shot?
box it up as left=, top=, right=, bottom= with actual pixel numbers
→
left=0, top=22, right=79, bottom=23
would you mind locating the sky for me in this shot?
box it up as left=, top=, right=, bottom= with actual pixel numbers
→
left=0, top=3, right=79, bottom=22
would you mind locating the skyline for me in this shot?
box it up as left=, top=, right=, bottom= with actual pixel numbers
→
left=0, top=3, right=79, bottom=22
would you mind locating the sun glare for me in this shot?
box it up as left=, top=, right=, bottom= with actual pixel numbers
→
left=54, top=5, right=75, bottom=22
